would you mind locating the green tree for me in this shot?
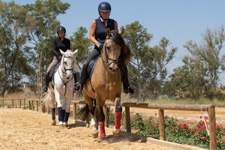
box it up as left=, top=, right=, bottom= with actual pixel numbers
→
left=24, top=0, right=70, bottom=95
left=25, top=0, right=70, bottom=79
left=122, top=21, right=177, bottom=100
left=70, top=26, right=91, bottom=67
left=169, top=26, right=225, bottom=99
left=0, top=1, right=35, bottom=96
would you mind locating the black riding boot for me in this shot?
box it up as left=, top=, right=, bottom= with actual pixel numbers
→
left=74, top=64, right=88, bottom=92
left=73, top=72, right=80, bottom=84
left=43, top=73, right=49, bottom=92
left=121, top=65, right=135, bottom=94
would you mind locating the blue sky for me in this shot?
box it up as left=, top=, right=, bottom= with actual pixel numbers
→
left=3, top=0, right=225, bottom=84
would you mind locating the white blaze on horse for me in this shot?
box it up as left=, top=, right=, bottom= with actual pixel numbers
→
left=43, top=49, right=80, bottom=126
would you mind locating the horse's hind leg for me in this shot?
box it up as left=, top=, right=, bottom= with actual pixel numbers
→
left=50, top=92, right=56, bottom=126
left=113, top=97, right=122, bottom=136
left=83, top=94, right=98, bottom=137
left=90, top=99, right=99, bottom=138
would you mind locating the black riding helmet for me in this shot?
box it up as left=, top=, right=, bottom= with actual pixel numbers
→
left=98, top=2, right=111, bottom=20
left=57, top=26, right=66, bottom=34
left=98, top=2, right=111, bottom=12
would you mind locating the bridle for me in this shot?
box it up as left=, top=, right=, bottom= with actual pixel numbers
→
left=61, top=56, right=74, bottom=74
left=101, top=37, right=121, bottom=69
left=57, top=55, right=74, bottom=95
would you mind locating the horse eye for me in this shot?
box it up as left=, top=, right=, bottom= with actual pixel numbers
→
left=106, top=46, right=110, bottom=50
left=64, top=62, right=67, bottom=65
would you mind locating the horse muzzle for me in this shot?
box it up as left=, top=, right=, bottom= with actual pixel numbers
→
left=66, top=75, right=73, bottom=80
left=66, top=71, right=73, bottom=80
left=109, top=65, right=119, bottom=72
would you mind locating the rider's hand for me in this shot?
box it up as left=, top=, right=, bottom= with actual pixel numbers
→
left=97, top=42, right=104, bottom=50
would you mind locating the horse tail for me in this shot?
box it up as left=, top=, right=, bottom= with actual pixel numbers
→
left=41, top=92, right=51, bottom=108
left=78, top=104, right=90, bottom=120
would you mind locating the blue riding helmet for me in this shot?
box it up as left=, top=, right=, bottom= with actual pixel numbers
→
left=98, top=2, right=111, bottom=12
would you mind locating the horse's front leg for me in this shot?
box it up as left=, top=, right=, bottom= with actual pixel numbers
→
left=61, top=96, right=66, bottom=124
left=113, top=97, right=122, bottom=136
left=64, top=94, right=72, bottom=127
left=55, top=91, right=63, bottom=126
left=97, top=105, right=109, bottom=144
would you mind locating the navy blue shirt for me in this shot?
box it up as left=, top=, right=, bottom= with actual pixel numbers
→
left=94, top=18, right=115, bottom=50
left=53, top=37, right=70, bottom=58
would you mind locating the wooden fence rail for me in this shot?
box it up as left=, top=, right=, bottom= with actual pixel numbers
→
left=0, top=98, right=26, bottom=109
left=28, top=99, right=41, bottom=112
left=0, top=98, right=217, bottom=150
left=71, top=101, right=217, bottom=150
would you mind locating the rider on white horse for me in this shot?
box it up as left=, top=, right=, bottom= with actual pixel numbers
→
left=43, top=26, right=80, bottom=126
left=43, top=26, right=71, bottom=92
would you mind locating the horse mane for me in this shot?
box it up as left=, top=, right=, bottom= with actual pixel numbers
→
left=110, top=30, right=131, bottom=65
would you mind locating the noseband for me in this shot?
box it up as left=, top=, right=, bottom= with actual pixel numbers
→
left=101, top=37, right=121, bottom=69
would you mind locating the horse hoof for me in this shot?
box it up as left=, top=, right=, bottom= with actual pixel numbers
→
left=86, top=123, right=90, bottom=128
left=101, top=137, right=109, bottom=145
left=51, top=120, right=56, bottom=126
left=113, top=128, right=121, bottom=136
left=92, top=132, right=98, bottom=138
left=58, top=121, right=64, bottom=126
left=63, top=122, right=68, bottom=127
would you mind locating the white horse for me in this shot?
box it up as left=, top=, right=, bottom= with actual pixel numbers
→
left=43, top=49, right=80, bottom=126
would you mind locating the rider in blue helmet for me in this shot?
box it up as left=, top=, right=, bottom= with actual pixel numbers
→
left=74, top=2, right=135, bottom=94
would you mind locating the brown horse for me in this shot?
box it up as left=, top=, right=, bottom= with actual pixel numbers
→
left=79, top=28, right=131, bottom=144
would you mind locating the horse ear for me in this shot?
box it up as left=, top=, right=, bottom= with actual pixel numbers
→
left=59, top=49, right=65, bottom=56
left=119, top=27, right=124, bottom=35
left=106, top=28, right=111, bottom=37
left=72, top=49, right=78, bottom=56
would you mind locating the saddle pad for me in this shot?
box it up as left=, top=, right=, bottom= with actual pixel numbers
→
left=49, top=65, right=57, bottom=81
left=87, top=57, right=100, bottom=80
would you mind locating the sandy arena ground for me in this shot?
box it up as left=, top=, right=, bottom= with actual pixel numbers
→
left=0, top=109, right=173, bottom=150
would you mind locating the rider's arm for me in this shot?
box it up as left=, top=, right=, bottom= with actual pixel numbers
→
left=53, top=39, right=60, bottom=57
left=89, top=20, right=99, bottom=46
left=114, top=20, right=119, bottom=32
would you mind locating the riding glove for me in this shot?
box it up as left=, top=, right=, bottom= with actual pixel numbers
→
left=97, top=42, right=104, bottom=50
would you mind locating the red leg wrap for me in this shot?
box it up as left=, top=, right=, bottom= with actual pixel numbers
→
left=115, top=112, right=122, bottom=129
left=99, top=121, right=106, bottom=138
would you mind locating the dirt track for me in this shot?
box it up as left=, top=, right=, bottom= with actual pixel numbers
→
left=0, top=109, right=173, bottom=150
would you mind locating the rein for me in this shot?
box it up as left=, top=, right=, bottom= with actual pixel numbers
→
left=101, top=37, right=120, bottom=69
